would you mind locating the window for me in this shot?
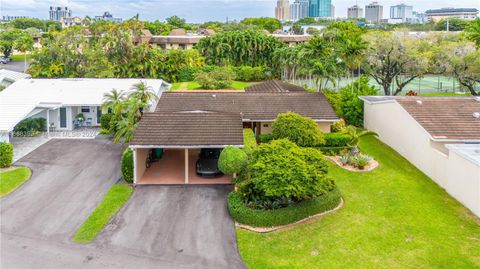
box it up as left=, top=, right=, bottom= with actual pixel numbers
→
left=81, top=106, right=90, bottom=113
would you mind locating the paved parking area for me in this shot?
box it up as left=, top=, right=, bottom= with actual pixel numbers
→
left=1, top=139, right=245, bottom=269
left=95, top=185, right=245, bottom=269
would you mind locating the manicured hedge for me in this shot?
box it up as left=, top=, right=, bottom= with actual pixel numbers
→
left=317, top=132, right=352, bottom=155
left=121, top=149, right=133, bottom=183
left=0, top=142, right=14, bottom=168
left=13, top=118, right=46, bottom=136
left=243, top=129, right=257, bottom=154
left=228, top=188, right=341, bottom=227
left=258, top=133, right=273, bottom=144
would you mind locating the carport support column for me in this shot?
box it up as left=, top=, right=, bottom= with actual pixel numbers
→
left=185, top=149, right=189, bottom=184
left=46, top=109, right=50, bottom=137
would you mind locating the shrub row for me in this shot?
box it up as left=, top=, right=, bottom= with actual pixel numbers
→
left=13, top=118, right=46, bottom=135
left=242, top=128, right=257, bottom=155
left=227, top=188, right=341, bottom=227
left=317, top=132, right=352, bottom=155
left=178, top=65, right=268, bottom=82
left=121, top=149, right=133, bottom=183
left=0, top=142, right=14, bottom=168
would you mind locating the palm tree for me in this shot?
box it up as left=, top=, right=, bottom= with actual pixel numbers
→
left=343, top=126, right=378, bottom=155
left=113, top=98, right=143, bottom=143
left=102, top=88, right=126, bottom=116
left=13, top=33, right=34, bottom=72
left=128, top=81, right=158, bottom=114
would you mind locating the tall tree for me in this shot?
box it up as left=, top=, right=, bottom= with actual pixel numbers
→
left=464, top=18, right=480, bottom=48
left=13, top=33, right=34, bottom=72
left=363, top=31, right=430, bottom=96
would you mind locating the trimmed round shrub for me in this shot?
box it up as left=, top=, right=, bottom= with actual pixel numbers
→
left=0, top=142, right=14, bottom=168
left=272, top=112, right=325, bottom=147
left=218, top=146, right=247, bottom=175
left=228, top=188, right=341, bottom=227
left=121, top=148, right=134, bottom=183
left=242, top=139, right=333, bottom=202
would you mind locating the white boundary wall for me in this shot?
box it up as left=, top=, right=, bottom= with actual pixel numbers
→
left=364, top=101, right=480, bottom=217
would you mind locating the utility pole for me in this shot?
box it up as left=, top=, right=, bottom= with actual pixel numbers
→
left=446, top=19, right=449, bottom=32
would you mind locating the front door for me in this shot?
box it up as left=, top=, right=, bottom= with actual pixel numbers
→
left=60, top=107, right=67, bottom=128
left=96, top=107, right=102, bottom=125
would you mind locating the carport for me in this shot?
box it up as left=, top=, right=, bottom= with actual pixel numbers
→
left=130, top=111, right=244, bottom=185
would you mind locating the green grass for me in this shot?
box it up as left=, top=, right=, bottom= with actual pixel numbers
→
left=10, top=54, right=32, bottom=61
left=73, top=184, right=133, bottom=243
left=0, top=167, right=32, bottom=197
left=420, top=92, right=471, bottom=96
left=236, top=136, right=480, bottom=268
left=170, top=81, right=253, bottom=91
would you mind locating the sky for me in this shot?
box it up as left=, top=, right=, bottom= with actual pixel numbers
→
left=1, top=0, right=479, bottom=23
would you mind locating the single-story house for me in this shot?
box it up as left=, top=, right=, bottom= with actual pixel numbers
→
left=129, top=80, right=339, bottom=185
left=0, top=78, right=170, bottom=143
left=361, top=96, right=480, bottom=217
left=0, top=69, right=31, bottom=88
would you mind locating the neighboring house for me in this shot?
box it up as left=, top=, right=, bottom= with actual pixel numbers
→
left=129, top=80, right=339, bottom=185
left=0, top=78, right=170, bottom=143
left=361, top=96, right=480, bottom=217
left=0, top=69, right=31, bottom=88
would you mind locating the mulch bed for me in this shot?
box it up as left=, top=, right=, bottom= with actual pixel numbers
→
left=325, top=156, right=379, bottom=172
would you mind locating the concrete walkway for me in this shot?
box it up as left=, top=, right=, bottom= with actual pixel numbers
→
left=11, top=136, right=50, bottom=162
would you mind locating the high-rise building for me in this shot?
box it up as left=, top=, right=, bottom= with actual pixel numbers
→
left=425, top=8, right=479, bottom=22
left=290, top=0, right=309, bottom=21
left=49, top=6, right=72, bottom=21
left=412, top=11, right=428, bottom=24
left=390, top=4, right=413, bottom=23
left=348, top=5, right=364, bottom=19
left=309, top=0, right=332, bottom=18
left=1, top=15, right=28, bottom=22
left=275, top=0, right=291, bottom=21
left=365, top=2, right=383, bottom=23
left=331, top=4, right=335, bottom=18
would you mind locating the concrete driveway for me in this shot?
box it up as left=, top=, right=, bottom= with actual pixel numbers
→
left=1, top=139, right=245, bottom=269
left=95, top=185, right=245, bottom=269
left=1, top=139, right=123, bottom=241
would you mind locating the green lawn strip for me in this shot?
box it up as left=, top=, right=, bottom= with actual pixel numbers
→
left=10, top=54, right=32, bottom=61
left=0, top=167, right=32, bottom=197
left=170, top=81, right=253, bottom=91
left=420, top=92, right=471, bottom=96
left=237, top=136, right=480, bottom=268
left=73, top=184, right=133, bottom=243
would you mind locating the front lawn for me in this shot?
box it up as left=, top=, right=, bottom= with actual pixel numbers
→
left=73, top=183, right=133, bottom=243
left=170, top=81, right=253, bottom=91
left=237, top=136, right=480, bottom=268
left=0, top=167, right=32, bottom=197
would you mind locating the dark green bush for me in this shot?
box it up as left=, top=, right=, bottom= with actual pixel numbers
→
left=234, top=66, right=267, bottom=81
left=100, top=113, right=114, bottom=131
left=121, top=149, right=134, bottom=183
left=242, top=128, right=257, bottom=155
left=0, top=142, right=14, bottom=168
left=323, top=132, right=352, bottom=147
left=272, top=112, right=325, bottom=147
left=241, top=139, right=333, bottom=202
left=218, top=146, right=248, bottom=175
left=259, top=133, right=273, bottom=144
left=178, top=65, right=218, bottom=82
left=13, top=118, right=46, bottom=135
left=227, top=188, right=341, bottom=227
left=338, top=76, right=377, bottom=127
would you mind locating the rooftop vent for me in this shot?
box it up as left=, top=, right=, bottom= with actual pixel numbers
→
left=473, top=112, right=480, bottom=119
left=212, top=94, right=216, bottom=98
left=475, top=96, right=480, bottom=102
left=416, top=100, right=422, bottom=105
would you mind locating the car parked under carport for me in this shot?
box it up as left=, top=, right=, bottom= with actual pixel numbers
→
left=130, top=111, right=243, bottom=185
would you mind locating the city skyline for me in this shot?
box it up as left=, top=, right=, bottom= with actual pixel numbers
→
left=1, top=0, right=479, bottom=22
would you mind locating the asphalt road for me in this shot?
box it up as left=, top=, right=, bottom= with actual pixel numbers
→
left=1, top=139, right=245, bottom=269
left=1, top=60, right=29, bottom=73
left=95, top=185, right=246, bottom=269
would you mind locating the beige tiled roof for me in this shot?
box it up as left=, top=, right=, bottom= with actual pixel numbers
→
left=155, top=91, right=339, bottom=122
left=131, top=112, right=243, bottom=147
left=397, top=97, right=480, bottom=141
